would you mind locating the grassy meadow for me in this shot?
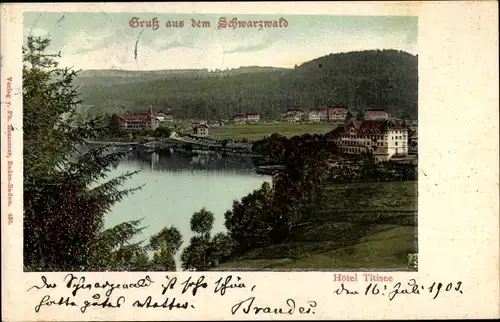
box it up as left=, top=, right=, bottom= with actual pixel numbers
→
left=216, top=180, right=418, bottom=270
left=209, top=122, right=338, bottom=141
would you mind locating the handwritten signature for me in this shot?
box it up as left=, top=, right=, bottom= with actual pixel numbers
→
left=231, top=296, right=317, bottom=315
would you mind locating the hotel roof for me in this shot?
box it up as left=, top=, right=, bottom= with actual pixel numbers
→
left=344, top=119, right=408, bottom=134
left=119, top=113, right=151, bottom=121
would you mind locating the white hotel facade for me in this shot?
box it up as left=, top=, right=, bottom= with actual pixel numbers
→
left=332, top=119, right=408, bottom=162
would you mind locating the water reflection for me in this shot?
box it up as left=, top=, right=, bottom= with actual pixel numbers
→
left=102, top=147, right=270, bottom=270
left=122, top=148, right=262, bottom=174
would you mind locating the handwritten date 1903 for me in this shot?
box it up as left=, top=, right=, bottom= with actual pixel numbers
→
left=231, top=296, right=317, bottom=315
left=334, top=279, right=465, bottom=301
left=388, top=279, right=464, bottom=301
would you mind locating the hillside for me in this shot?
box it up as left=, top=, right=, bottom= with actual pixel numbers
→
left=74, top=66, right=291, bottom=86
left=216, top=180, right=418, bottom=270
left=75, top=49, right=418, bottom=120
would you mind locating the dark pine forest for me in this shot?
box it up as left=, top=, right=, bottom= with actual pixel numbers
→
left=75, top=49, right=418, bottom=120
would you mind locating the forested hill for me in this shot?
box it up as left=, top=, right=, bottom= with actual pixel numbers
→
left=74, top=66, right=290, bottom=86
left=76, top=49, right=418, bottom=120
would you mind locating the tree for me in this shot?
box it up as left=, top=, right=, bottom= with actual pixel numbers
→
left=189, top=208, right=214, bottom=235
left=209, top=232, right=236, bottom=262
left=359, top=153, right=383, bottom=182
left=91, top=219, right=148, bottom=270
left=149, top=226, right=183, bottom=253
left=23, top=36, right=144, bottom=271
left=149, top=226, right=183, bottom=271
left=130, top=252, right=152, bottom=271
left=345, top=110, right=354, bottom=122
left=181, top=209, right=216, bottom=270
left=108, top=113, right=121, bottom=133
left=181, top=235, right=211, bottom=271
left=401, top=111, right=412, bottom=122
left=356, top=110, right=365, bottom=121
left=152, top=240, right=177, bottom=271
left=225, top=132, right=339, bottom=254
left=181, top=208, right=234, bottom=271
left=154, top=126, right=173, bottom=138
left=224, top=182, right=274, bottom=252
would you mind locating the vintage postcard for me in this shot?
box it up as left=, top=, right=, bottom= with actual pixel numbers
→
left=1, top=1, right=498, bottom=321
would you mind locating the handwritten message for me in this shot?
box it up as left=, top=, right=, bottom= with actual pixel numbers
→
left=26, top=273, right=464, bottom=317
left=27, top=274, right=318, bottom=316
left=128, top=17, right=289, bottom=31
left=4, top=76, right=14, bottom=225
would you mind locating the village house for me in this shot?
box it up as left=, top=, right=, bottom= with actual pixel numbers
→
left=193, top=123, right=209, bottom=136
left=282, top=110, right=303, bottom=122
left=156, top=113, right=165, bottom=122
left=246, top=113, right=260, bottom=123
left=192, top=120, right=207, bottom=129
left=119, top=107, right=158, bottom=131
left=157, top=112, right=174, bottom=123
left=331, top=119, right=409, bottom=162
left=327, top=107, right=348, bottom=122
left=364, top=109, right=390, bottom=121
left=308, top=109, right=328, bottom=122
left=232, top=114, right=247, bottom=124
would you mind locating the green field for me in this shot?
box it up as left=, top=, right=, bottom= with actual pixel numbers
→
left=209, top=122, right=337, bottom=141
left=216, top=180, right=418, bottom=270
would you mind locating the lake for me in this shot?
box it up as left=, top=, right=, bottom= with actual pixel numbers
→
left=102, top=148, right=271, bottom=267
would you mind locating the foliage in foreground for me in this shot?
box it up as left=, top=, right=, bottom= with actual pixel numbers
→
left=220, top=133, right=338, bottom=259
left=180, top=209, right=235, bottom=271
left=23, top=36, right=149, bottom=271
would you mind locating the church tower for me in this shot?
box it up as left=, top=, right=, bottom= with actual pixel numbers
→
left=149, top=106, right=157, bottom=130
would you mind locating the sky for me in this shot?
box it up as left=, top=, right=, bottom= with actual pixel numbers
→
left=24, top=12, right=417, bottom=71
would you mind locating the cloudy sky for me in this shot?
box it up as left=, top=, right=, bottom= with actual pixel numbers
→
left=24, top=12, right=417, bottom=70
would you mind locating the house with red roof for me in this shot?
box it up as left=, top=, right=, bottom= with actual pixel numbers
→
left=246, top=113, right=260, bottom=123
left=232, top=114, right=247, bottom=124
left=364, top=109, right=390, bottom=121
left=119, top=107, right=158, bottom=131
left=327, top=107, right=348, bottom=122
